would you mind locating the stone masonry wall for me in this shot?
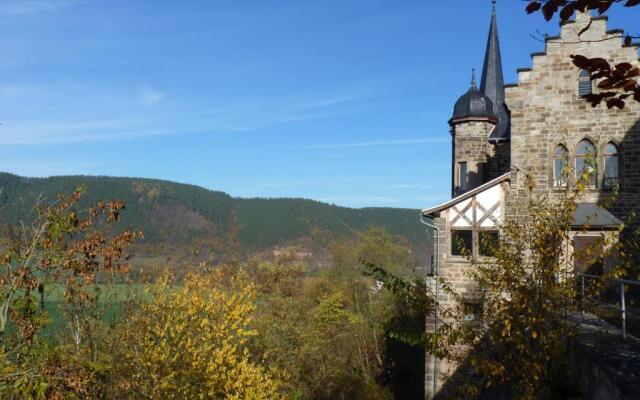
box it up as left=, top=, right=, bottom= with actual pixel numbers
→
left=505, top=12, right=640, bottom=226
left=452, top=119, right=497, bottom=195
left=492, top=141, right=511, bottom=180
left=425, top=206, right=492, bottom=399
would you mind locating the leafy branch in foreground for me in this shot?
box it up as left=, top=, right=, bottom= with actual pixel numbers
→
left=525, top=0, right=640, bottom=108
left=0, top=188, right=141, bottom=398
left=572, top=55, right=640, bottom=109
left=526, top=0, right=639, bottom=22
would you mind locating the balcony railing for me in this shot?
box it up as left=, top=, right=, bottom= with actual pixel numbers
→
left=578, top=272, right=640, bottom=340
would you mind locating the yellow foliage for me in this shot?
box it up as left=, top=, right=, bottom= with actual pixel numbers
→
left=115, top=271, right=283, bottom=399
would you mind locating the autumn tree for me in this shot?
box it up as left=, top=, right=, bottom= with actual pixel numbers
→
left=242, top=228, right=421, bottom=400
left=242, top=259, right=393, bottom=399
left=331, top=226, right=417, bottom=281
left=525, top=0, right=640, bottom=108
left=0, top=188, right=140, bottom=398
left=113, top=270, right=283, bottom=400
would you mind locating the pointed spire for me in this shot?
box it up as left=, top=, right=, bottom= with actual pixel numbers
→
left=480, top=0, right=504, bottom=114
left=471, top=68, right=477, bottom=88
left=480, top=0, right=510, bottom=141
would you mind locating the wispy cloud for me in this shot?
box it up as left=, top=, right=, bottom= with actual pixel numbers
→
left=136, top=86, right=166, bottom=106
left=0, top=114, right=246, bottom=145
left=290, top=137, right=449, bottom=150
left=0, top=81, right=369, bottom=145
left=0, top=0, right=89, bottom=15
left=288, top=95, right=359, bottom=110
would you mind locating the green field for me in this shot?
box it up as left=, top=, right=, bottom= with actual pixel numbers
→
left=17, top=284, right=148, bottom=340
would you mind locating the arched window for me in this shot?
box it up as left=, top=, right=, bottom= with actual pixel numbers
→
left=553, top=144, right=568, bottom=187
left=578, top=69, right=592, bottom=98
left=575, top=139, right=597, bottom=186
left=603, top=142, right=619, bottom=189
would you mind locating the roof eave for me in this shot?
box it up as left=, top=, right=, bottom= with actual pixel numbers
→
left=449, top=115, right=499, bottom=126
left=570, top=225, right=621, bottom=231
left=421, top=172, right=510, bottom=217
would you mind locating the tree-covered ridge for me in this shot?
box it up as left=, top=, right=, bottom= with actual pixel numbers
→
left=0, top=172, right=425, bottom=252
left=0, top=188, right=424, bottom=398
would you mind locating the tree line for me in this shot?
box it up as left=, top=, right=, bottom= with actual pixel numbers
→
left=0, top=188, right=426, bottom=399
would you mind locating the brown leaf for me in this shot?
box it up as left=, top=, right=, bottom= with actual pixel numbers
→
left=591, top=71, right=608, bottom=80
left=611, top=69, right=625, bottom=79
left=560, top=5, right=574, bottom=21
left=598, top=1, right=613, bottom=14
left=615, top=62, right=633, bottom=71
left=597, top=78, right=612, bottom=89
left=625, top=0, right=640, bottom=7
left=598, top=91, right=617, bottom=98
left=623, top=80, right=638, bottom=91
left=571, top=54, right=591, bottom=69
left=590, top=58, right=610, bottom=70
left=526, top=1, right=542, bottom=14
left=606, top=98, right=625, bottom=109
left=542, top=1, right=559, bottom=20
left=584, top=94, right=599, bottom=106
left=572, top=0, right=590, bottom=13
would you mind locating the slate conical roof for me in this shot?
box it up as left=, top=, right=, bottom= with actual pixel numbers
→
left=452, top=69, right=495, bottom=120
left=480, top=2, right=510, bottom=141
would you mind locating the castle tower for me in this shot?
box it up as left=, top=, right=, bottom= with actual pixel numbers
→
left=449, top=1, right=509, bottom=196
left=450, top=70, right=498, bottom=196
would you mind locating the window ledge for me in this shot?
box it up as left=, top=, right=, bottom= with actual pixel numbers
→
left=447, top=255, right=472, bottom=263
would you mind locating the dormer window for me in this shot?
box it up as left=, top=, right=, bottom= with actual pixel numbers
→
left=603, top=142, right=620, bottom=189
left=578, top=69, right=592, bottom=98
left=576, top=139, right=597, bottom=187
left=553, top=144, right=568, bottom=187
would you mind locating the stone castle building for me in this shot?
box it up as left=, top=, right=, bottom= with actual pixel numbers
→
left=421, top=4, right=639, bottom=398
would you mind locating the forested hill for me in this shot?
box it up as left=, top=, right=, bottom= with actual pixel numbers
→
left=0, top=172, right=426, bottom=253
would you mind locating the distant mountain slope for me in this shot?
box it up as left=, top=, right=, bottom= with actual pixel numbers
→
left=0, top=173, right=426, bottom=252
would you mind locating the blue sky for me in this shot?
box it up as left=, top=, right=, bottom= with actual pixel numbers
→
left=0, top=0, right=638, bottom=209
